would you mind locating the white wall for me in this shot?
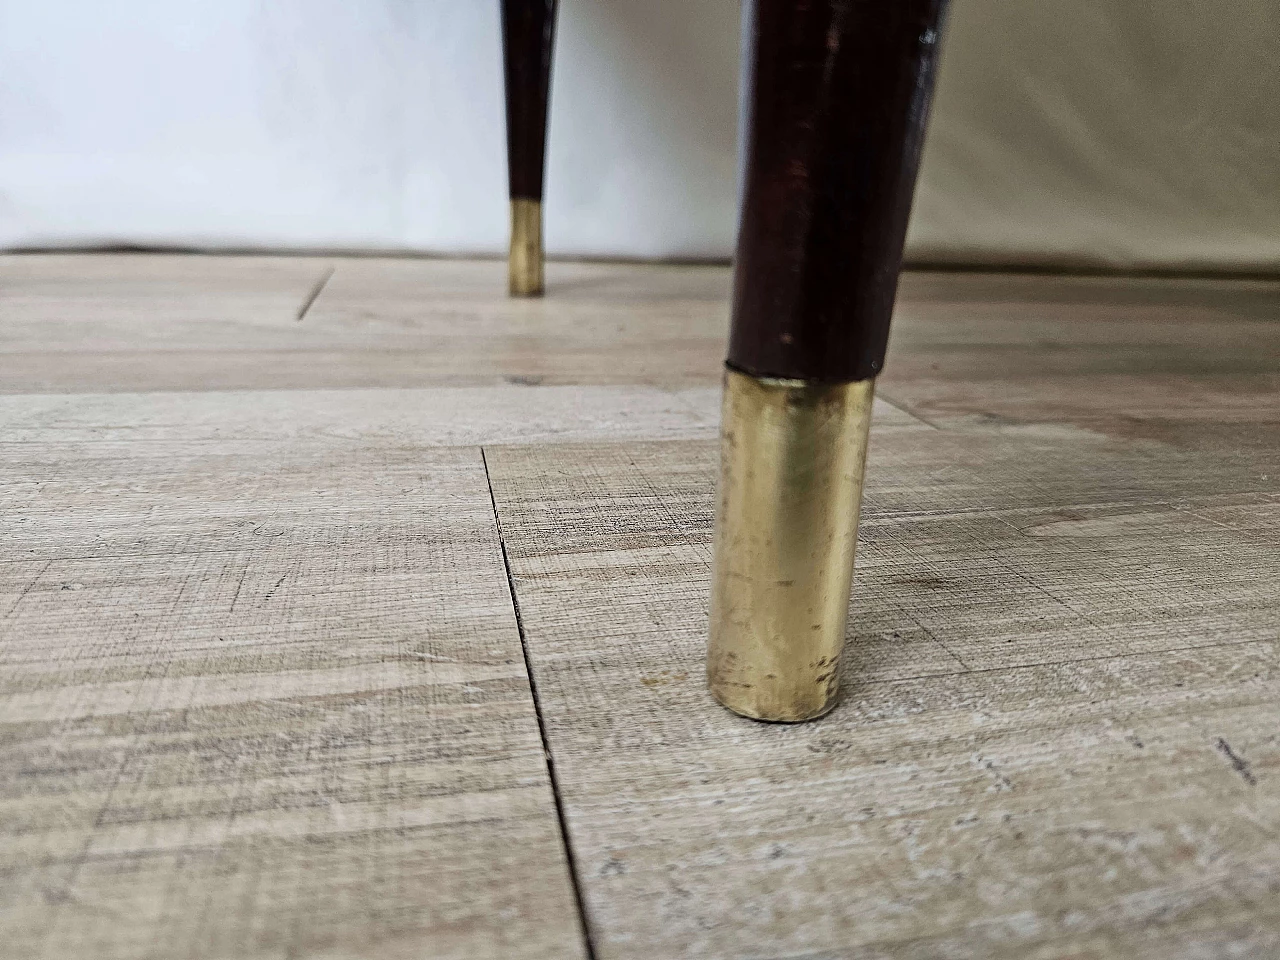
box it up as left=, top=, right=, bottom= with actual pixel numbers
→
left=2, top=0, right=1278, bottom=271
left=0, top=0, right=740, bottom=259
left=913, top=0, right=1280, bottom=273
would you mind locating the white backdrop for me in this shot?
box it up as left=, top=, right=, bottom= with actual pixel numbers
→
left=2, top=0, right=1278, bottom=271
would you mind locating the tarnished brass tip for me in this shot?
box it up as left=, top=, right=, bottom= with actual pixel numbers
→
left=508, top=198, right=544, bottom=297
left=707, top=366, right=875, bottom=722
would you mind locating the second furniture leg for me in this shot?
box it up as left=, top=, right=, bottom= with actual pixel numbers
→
left=708, top=0, right=949, bottom=722
left=500, top=0, right=557, bottom=297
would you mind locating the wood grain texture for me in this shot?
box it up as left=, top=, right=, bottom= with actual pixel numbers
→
left=0, top=253, right=331, bottom=350
left=4, top=254, right=1280, bottom=958
left=5, top=254, right=1277, bottom=401
left=881, top=271, right=1280, bottom=441
left=0, top=385, right=723, bottom=452
left=0, top=388, right=920, bottom=463
left=483, top=417, right=1279, bottom=957
left=0, top=255, right=731, bottom=393
left=0, top=429, right=586, bottom=958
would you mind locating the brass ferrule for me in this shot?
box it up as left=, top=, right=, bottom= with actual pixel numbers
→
left=508, top=198, right=544, bottom=296
left=707, top=366, right=875, bottom=722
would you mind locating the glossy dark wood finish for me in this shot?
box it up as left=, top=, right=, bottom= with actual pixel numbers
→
left=501, top=0, right=558, bottom=201
left=728, top=0, right=948, bottom=383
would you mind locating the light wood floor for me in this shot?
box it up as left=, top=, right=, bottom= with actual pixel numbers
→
left=2, top=254, right=1278, bottom=959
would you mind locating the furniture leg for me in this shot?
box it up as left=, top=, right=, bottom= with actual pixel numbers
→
left=500, top=0, right=558, bottom=296
left=708, top=0, right=949, bottom=722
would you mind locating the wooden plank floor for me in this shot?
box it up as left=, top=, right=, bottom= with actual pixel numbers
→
left=1, top=254, right=1277, bottom=959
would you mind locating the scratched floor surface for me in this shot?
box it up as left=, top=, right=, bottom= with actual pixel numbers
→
left=2, top=255, right=1278, bottom=959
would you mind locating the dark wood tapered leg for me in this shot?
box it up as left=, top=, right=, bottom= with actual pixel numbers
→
left=708, top=0, right=948, bottom=722
left=500, top=0, right=557, bottom=297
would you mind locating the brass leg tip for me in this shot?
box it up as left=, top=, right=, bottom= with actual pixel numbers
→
left=508, top=198, right=544, bottom=297
left=706, top=367, right=875, bottom=722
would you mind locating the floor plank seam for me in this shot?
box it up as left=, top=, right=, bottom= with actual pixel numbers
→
left=480, top=446, right=599, bottom=960
left=875, top=390, right=943, bottom=429
left=294, top=265, right=335, bottom=322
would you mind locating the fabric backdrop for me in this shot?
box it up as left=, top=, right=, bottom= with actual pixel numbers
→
left=1, top=0, right=1276, bottom=272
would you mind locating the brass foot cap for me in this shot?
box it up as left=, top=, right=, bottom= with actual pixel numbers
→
left=706, top=367, right=875, bottom=722
left=509, top=198, right=544, bottom=297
